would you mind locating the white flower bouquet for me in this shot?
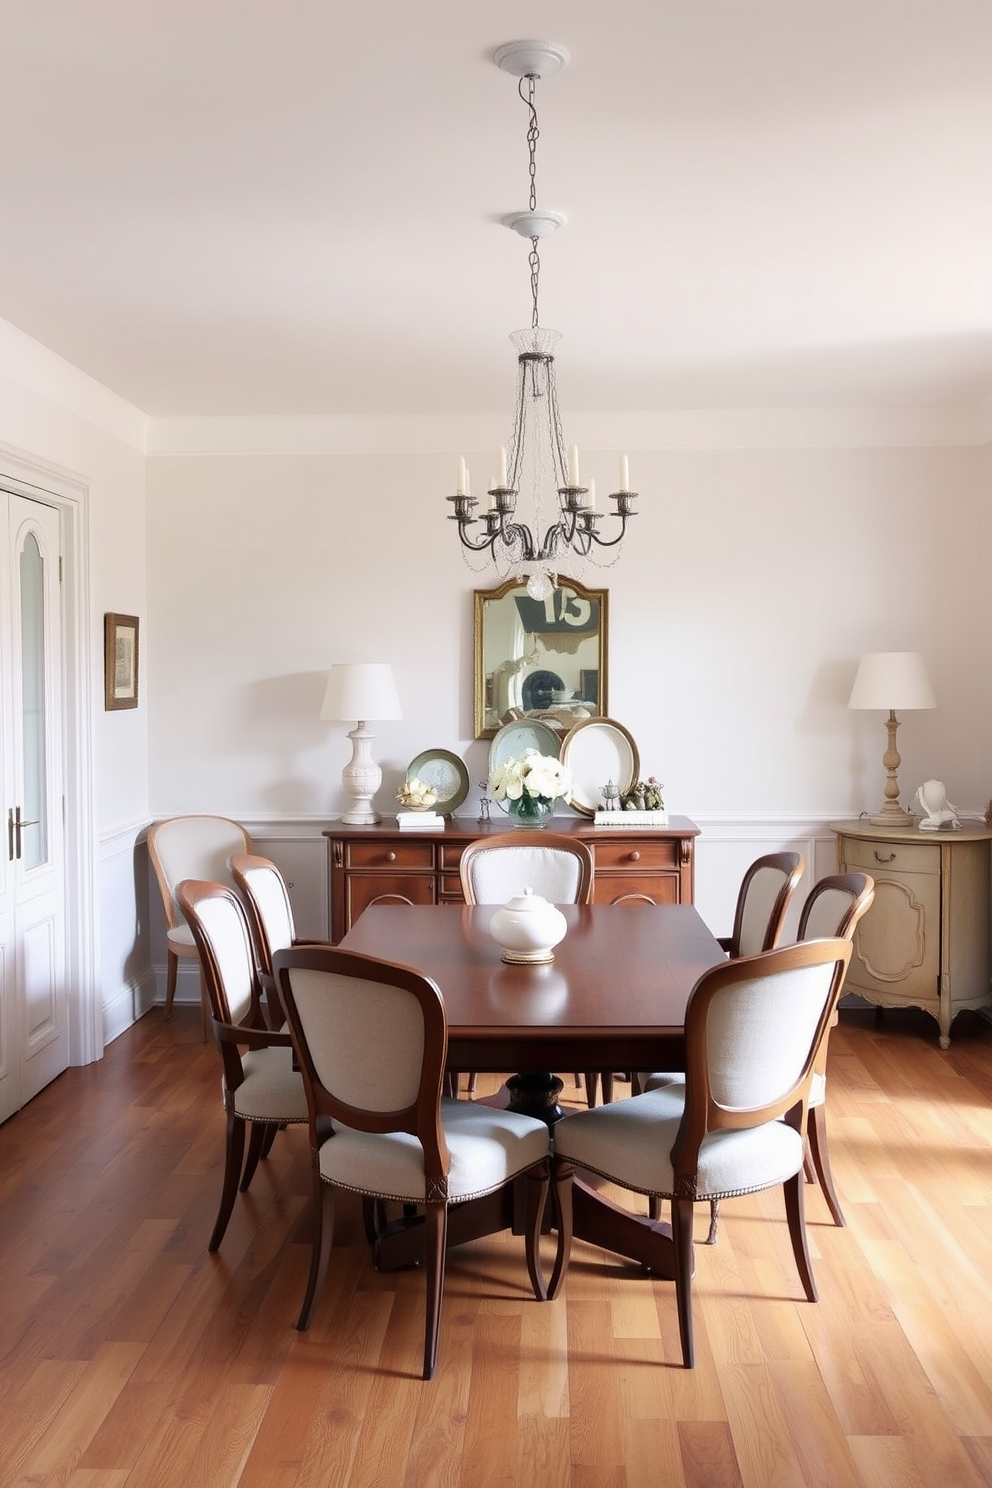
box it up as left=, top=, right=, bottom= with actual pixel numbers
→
left=490, top=750, right=572, bottom=824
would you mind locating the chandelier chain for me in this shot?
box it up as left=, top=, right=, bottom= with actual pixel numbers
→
left=521, top=75, right=542, bottom=329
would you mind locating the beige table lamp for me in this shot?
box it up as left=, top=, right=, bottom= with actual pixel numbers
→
left=848, top=651, right=936, bottom=826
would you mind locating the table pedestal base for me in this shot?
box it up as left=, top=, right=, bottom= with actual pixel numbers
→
left=372, top=1174, right=681, bottom=1281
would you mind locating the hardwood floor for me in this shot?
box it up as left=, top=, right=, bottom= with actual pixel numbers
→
left=1, top=1004, right=991, bottom=1487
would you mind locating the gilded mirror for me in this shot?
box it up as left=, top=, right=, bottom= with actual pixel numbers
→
left=474, top=577, right=609, bottom=740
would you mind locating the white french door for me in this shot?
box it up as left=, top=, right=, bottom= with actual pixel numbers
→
left=0, top=493, right=67, bottom=1124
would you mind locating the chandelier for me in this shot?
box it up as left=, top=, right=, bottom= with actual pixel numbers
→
left=447, top=40, right=637, bottom=599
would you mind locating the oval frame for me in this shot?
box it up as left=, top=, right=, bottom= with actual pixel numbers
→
left=560, top=717, right=640, bottom=817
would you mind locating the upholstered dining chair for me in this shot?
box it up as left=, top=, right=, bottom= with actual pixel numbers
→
left=639, top=849, right=804, bottom=1234
left=272, top=942, right=553, bottom=1381
left=147, top=814, right=252, bottom=1038
left=549, top=936, right=853, bottom=1369
left=458, top=830, right=598, bottom=1101
left=230, top=851, right=309, bottom=1026
left=718, top=850, right=805, bottom=958
left=795, top=871, right=875, bottom=1225
left=176, top=879, right=307, bottom=1252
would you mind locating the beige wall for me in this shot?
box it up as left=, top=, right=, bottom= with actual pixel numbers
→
left=145, top=438, right=989, bottom=823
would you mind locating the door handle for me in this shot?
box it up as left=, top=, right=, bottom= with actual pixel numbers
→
left=13, top=805, right=39, bottom=860
left=7, top=809, right=13, bottom=861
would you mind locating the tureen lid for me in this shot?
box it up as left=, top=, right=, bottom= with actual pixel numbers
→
left=502, top=887, right=551, bottom=913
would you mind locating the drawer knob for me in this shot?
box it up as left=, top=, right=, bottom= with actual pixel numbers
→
left=628, top=850, right=641, bottom=862
left=873, top=851, right=896, bottom=863
left=385, top=851, right=397, bottom=863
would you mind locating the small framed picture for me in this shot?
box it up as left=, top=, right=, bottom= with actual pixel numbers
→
left=104, top=613, right=139, bottom=711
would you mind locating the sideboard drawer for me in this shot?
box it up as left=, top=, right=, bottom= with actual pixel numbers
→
left=592, top=839, right=680, bottom=873
left=346, top=840, right=436, bottom=870
left=440, top=843, right=467, bottom=871
left=841, top=837, right=939, bottom=877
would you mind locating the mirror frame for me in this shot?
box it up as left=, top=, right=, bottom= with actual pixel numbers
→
left=473, top=577, right=609, bottom=740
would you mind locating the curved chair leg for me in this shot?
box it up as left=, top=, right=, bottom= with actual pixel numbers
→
left=423, top=1202, right=449, bottom=1380
left=648, top=1194, right=662, bottom=1222
left=164, top=950, right=179, bottom=1019
left=548, top=1160, right=574, bottom=1300
left=807, top=1105, right=846, bottom=1226
left=208, top=1110, right=246, bottom=1252
left=705, top=1198, right=720, bottom=1245
left=582, top=1074, right=598, bottom=1107
left=522, top=1161, right=550, bottom=1302
left=260, top=1122, right=279, bottom=1159
left=297, top=1177, right=335, bottom=1330
left=239, top=1120, right=268, bottom=1192
left=783, top=1171, right=817, bottom=1303
left=672, top=1196, right=696, bottom=1368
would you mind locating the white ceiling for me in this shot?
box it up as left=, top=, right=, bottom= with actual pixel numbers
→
left=3, top=0, right=992, bottom=418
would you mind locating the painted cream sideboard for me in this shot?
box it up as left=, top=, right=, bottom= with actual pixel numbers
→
left=830, top=819, right=992, bottom=1048
left=325, top=815, right=699, bottom=944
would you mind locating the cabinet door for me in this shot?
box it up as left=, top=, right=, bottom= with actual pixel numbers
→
left=851, top=870, right=940, bottom=1001
left=592, top=873, right=681, bottom=906
left=345, top=873, right=436, bottom=934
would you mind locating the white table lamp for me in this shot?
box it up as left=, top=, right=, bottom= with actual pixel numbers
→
left=320, top=663, right=402, bottom=824
left=848, top=651, right=936, bottom=827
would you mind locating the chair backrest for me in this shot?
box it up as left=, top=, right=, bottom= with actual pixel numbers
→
left=148, top=815, right=251, bottom=932
left=729, top=851, right=804, bottom=957
left=459, top=831, right=594, bottom=906
left=273, top=944, right=451, bottom=1183
left=176, top=879, right=275, bottom=1090
left=230, top=852, right=296, bottom=977
left=671, top=937, right=853, bottom=1181
left=797, top=872, right=875, bottom=943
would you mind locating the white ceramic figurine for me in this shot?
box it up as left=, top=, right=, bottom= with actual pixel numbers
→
left=915, top=779, right=961, bottom=831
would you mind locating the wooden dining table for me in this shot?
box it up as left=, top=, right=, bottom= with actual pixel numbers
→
left=340, top=900, right=726, bottom=1279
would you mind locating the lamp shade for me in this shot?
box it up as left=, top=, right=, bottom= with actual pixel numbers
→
left=848, top=652, right=936, bottom=712
left=320, top=663, right=402, bottom=723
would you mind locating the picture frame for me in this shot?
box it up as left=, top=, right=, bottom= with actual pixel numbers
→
left=104, top=613, right=139, bottom=711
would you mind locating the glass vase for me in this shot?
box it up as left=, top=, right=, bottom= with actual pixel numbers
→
left=506, top=794, right=555, bottom=829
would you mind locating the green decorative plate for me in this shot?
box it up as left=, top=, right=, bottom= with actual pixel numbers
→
left=405, top=749, right=470, bottom=816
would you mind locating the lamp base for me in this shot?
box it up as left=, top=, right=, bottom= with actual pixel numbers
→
left=869, top=803, right=914, bottom=828
left=340, top=722, right=382, bottom=826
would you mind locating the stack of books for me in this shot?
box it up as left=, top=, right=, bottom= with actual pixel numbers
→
left=396, top=811, right=445, bottom=829
left=593, top=809, right=668, bottom=827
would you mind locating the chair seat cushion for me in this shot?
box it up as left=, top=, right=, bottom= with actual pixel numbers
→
left=552, top=1088, right=805, bottom=1201
left=317, top=1098, right=550, bottom=1204
left=641, top=1070, right=681, bottom=1092
left=167, top=923, right=197, bottom=951
left=225, top=1044, right=308, bottom=1123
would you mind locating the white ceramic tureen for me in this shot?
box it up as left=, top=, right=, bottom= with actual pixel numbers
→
left=489, top=887, right=567, bottom=965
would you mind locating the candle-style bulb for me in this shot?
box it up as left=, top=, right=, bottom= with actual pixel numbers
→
left=457, top=455, right=466, bottom=496
left=498, top=445, right=508, bottom=487
left=620, top=453, right=629, bottom=491
left=568, top=445, right=580, bottom=487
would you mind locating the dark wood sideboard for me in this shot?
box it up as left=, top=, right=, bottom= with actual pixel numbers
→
left=325, top=815, right=699, bottom=943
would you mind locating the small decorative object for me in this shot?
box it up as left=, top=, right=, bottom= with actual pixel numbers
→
left=601, top=779, right=621, bottom=811
left=396, top=777, right=438, bottom=811
left=621, top=777, right=665, bottom=811
left=477, top=781, right=492, bottom=824
left=915, top=779, right=961, bottom=831
left=490, top=749, right=573, bottom=829
left=489, top=887, right=568, bottom=964
left=104, top=613, right=139, bottom=711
